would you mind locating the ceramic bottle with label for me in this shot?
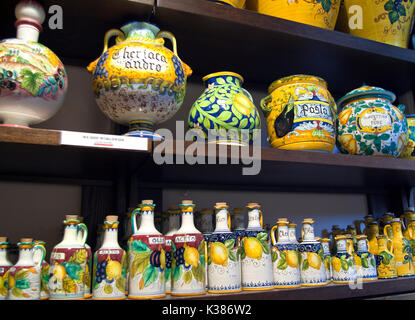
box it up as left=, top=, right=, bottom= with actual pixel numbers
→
left=171, top=200, right=206, bottom=296
left=207, top=203, right=241, bottom=293
left=298, top=219, right=327, bottom=286
left=92, top=215, right=127, bottom=300
left=354, top=235, right=377, bottom=282
left=128, top=200, right=166, bottom=299
left=240, top=203, right=274, bottom=291
left=319, top=238, right=332, bottom=283
left=33, top=240, right=49, bottom=300
left=8, top=238, right=46, bottom=300
left=271, top=219, right=301, bottom=289
left=49, top=215, right=88, bottom=300
left=0, top=237, right=13, bottom=300
left=375, top=235, right=398, bottom=279
left=164, top=205, right=181, bottom=294
left=331, top=235, right=357, bottom=284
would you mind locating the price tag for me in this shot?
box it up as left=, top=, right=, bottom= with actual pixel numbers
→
left=60, top=130, right=148, bottom=151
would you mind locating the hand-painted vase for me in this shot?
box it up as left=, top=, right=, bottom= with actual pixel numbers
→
left=171, top=200, right=206, bottom=296
left=260, top=75, right=337, bottom=152
left=319, top=238, right=332, bottom=283
left=331, top=235, right=357, bottom=284
left=128, top=200, right=166, bottom=299
left=49, top=215, right=88, bottom=300
left=231, top=208, right=245, bottom=231
left=87, top=22, right=192, bottom=139
left=354, top=235, right=377, bottom=282
left=0, top=237, right=13, bottom=300
left=188, top=72, right=261, bottom=146
left=206, top=203, right=241, bottom=293
left=375, top=235, right=398, bottom=279
left=0, top=0, right=67, bottom=127
left=164, top=205, right=181, bottom=294
left=8, top=238, right=46, bottom=300
left=337, top=85, right=408, bottom=157
left=400, top=115, right=415, bottom=159
left=92, top=216, right=127, bottom=300
left=298, top=219, right=327, bottom=286
left=270, top=219, right=301, bottom=289
left=33, top=240, right=49, bottom=300
left=240, top=203, right=274, bottom=291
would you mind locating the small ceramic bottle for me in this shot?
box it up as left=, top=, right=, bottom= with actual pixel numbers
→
left=0, top=237, right=13, bottom=300
left=331, top=235, right=357, bottom=284
left=198, top=209, right=214, bottom=234
left=319, top=238, right=332, bottom=283
left=288, top=222, right=299, bottom=244
left=92, top=215, right=127, bottom=300
left=8, top=238, right=46, bottom=300
left=271, top=218, right=301, bottom=289
left=402, top=207, right=415, bottom=239
left=77, top=217, right=92, bottom=299
left=128, top=200, right=166, bottom=299
left=49, top=215, right=88, bottom=300
left=207, top=203, right=241, bottom=294
left=231, top=208, right=245, bottom=232
left=355, top=235, right=377, bottom=282
left=366, top=222, right=380, bottom=256
left=298, top=219, right=327, bottom=286
left=33, top=240, right=49, bottom=300
left=375, top=235, right=398, bottom=279
left=164, top=205, right=181, bottom=294
left=171, top=200, right=206, bottom=296
left=240, top=203, right=274, bottom=291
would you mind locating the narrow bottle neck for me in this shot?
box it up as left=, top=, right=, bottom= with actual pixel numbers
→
left=288, top=227, right=297, bottom=243
left=0, top=248, right=10, bottom=264
left=302, top=223, right=315, bottom=241
left=214, top=209, right=229, bottom=232
left=336, top=239, right=347, bottom=253
left=247, top=208, right=261, bottom=230
left=322, top=242, right=330, bottom=255
left=16, top=247, right=33, bottom=265
left=138, top=210, right=157, bottom=232
left=168, top=214, right=180, bottom=233
left=63, top=224, right=79, bottom=243
left=17, top=25, right=40, bottom=42
left=357, top=239, right=368, bottom=252
left=101, top=227, right=119, bottom=248
left=181, top=212, right=196, bottom=229
left=277, top=225, right=290, bottom=242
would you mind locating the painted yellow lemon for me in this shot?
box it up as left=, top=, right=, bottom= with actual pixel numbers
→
left=106, top=260, right=122, bottom=280
left=8, top=275, right=15, bottom=289
left=210, top=242, right=229, bottom=266
left=340, top=134, right=357, bottom=154
left=332, top=257, right=341, bottom=273
left=104, top=284, right=113, bottom=294
left=243, top=237, right=263, bottom=260
left=53, top=264, right=67, bottom=280
left=63, top=277, right=76, bottom=293
left=286, top=251, right=299, bottom=268
left=233, top=93, right=253, bottom=117
left=354, top=256, right=362, bottom=267
left=184, top=245, right=199, bottom=268
left=160, top=249, right=166, bottom=270
left=307, top=252, right=321, bottom=270
left=338, top=108, right=352, bottom=125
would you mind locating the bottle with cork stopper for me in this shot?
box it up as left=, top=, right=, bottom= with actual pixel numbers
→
left=331, top=235, right=357, bottom=284
left=0, top=237, right=13, bottom=300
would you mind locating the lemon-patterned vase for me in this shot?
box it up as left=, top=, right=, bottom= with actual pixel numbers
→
left=375, top=235, right=398, bottom=279
left=33, top=240, right=50, bottom=300
left=188, top=72, right=261, bottom=146
left=271, top=219, right=301, bottom=289
left=164, top=206, right=181, bottom=294
left=331, top=235, right=357, bottom=284
left=319, top=238, right=332, bottom=283
left=355, top=235, right=378, bottom=282
left=298, top=219, right=327, bottom=286
left=207, top=203, right=241, bottom=293
left=0, top=238, right=13, bottom=300
left=400, top=115, right=415, bottom=159
left=260, top=75, right=337, bottom=152
left=337, top=85, right=408, bottom=157
left=240, top=203, right=274, bottom=291
left=171, top=201, right=206, bottom=296
left=8, top=238, right=46, bottom=300
left=128, top=201, right=166, bottom=299
left=87, top=22, right=192, bottom=139
left=92, top=216, right=127, bottom=300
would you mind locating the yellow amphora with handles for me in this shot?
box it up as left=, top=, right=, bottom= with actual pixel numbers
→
left=87, top=21, right=192, bottom=139
left=384, top=218, right=415, bottom=277
left=376, top=235, right=397, bottom=279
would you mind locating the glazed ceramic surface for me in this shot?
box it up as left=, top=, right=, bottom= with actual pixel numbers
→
left=33, top=240, right=49, bottom=300
left=320, top=239, right=332, bottom=282
left=366, top=222, right=380, bottom=256
left=400, top=115, right=415, bottom=159
left=331, top=236, right=357, bottom=284
left=87, top=22, right=192, bottom=139
left=337, top=85, right=408, bottom=157
left=375, top=235, right=398, bottom=279
left=76, top=224, right=92, bottom=299
left=0, top=239, right=13, bottom=300
left=196, top=209, right=214, bottom=234
left=164, top=206, right=180, bottom=294
left=354, top=236, right=377, bottom=282
left=208, top=0, right=246, bottom=8
left=288, top=222, right=299, bottom=244
left=188, top=72, right=261, bottom=145
left=261, top=75, right=336, bottom=152
left=0, top=0, right=67, bottom=127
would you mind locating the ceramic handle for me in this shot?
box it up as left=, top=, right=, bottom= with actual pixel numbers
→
left=32, top=244, right=46, bottom=269
left=260, top=95, right=272, bottom=116
left=387, top=238, right=394, bottom=254
left=227, top=211, right=231, bottom=231
left=384, top=224, right=392, bottom=241
left=102, top=29, right=125, bottom=55
left=77, top=223, right=88, bottom=246
left=156, top=31, right=178, bottom=56
left=270, top=225, right=278, bottom=246
left=259, top=210, right=263, bottom=229
left=131, top=208, right=141, bottom=234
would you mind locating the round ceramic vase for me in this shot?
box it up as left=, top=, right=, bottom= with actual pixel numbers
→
left=270, top=219, right=301, bottom=289
left=0, top=238, right=13, bottom=300
left=319, top=238, right=332, bottom=283
left=87, top=22, right=192, bottom=139
left=400, top=115, right=415, bottom=159
left=337, top=85, right=408, bottom=157
left=375, top=235, right=398, bottom=279
left=354, top=235, right=377, bottom=282
left=188, top=72, right=261, bottom=146
left=260, top=75, right=337, bottom=152
left=331, top=236, right=357, bottom=284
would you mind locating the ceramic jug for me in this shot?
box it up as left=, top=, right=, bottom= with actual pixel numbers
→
left=0, top=0, right=67, bottom=127
left=164, top=205, right=181, bottom=294
left=87, top=22, right=192, bottom=139
left=319, top=238, right=332, bottom=283
left=207, top=203, right=241, bottom=293
left=92, top=216, right=127, bottom=300
left=356, top=215, right=375, bottom=236
left=33, top=240, right=49, bottom=300
left=381, top=213, right=395, bottom=235
left=375, top=235, right=398, bottom=279
left=8, top=238, right=46, bottom=300
left=366, top=222, right=380, bottom=256
left=401, top=207, right=415, bottom=239
left=354, top=235, right=377, bottom=282
left=384, top=218, right=415, bottom=277
left=400, top=115, right=415, bottom=159
left=171, top=200, right=206, bottom=296
left=188, top=72, right=261, bottom=146
left=49, top=215, right=88, bottom=300
left=406, top=219, right=415, bottom=259
left=298, top=219, right=327, bottom=286
left=270, top=219, right=301, bottom=289
left=331, top=235, right=357, bottom=284
left=128, top=200, right=166, bottom=299
left=0, top=237, right=13, bottom=300
left=231, top=208, right=245, bottom=232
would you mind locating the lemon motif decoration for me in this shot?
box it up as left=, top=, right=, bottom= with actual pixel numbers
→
left=106, top=260, right=122, bottom=280
left=354, top=255, right=362, bottom=268
left=160, top=249, right=166, bottom=270
left=104, top=284, right=113, bottom=294
left=307, top=252, right=322, bottom=270
left=332, top=257, right=342, bottom=273
left=184, top=245, right=200, bottom=268
left=63, top=277, right=76, bottom=293
left=233, top=93, right=253, bottom=117
left=286, top=250, right=299, bottom=268
left=210, top=242, right=229, bottom=266
left=243, top=237, right=263, bottom=260
left=340, top=134, right=357, bottom=154
left=53, top=264, right=67, bottom=280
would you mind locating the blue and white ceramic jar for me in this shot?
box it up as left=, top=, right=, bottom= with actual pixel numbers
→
left=319, top=238, right=332, bottom=283
left=355, top=235, right=378, bottom=282
left=331, top=235, right=357, bottom=284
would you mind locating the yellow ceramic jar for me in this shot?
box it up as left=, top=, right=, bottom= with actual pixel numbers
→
left=209, top=0, right=246, bottom=8
left=337, top=0, right=415, bottom=48
left=260, top=75, right=337, bottom=152
left=246, top=0, right=341, bottom=30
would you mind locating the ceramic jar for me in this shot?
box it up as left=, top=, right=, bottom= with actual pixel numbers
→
left=188, top=72, right=261, bottom=146
left=164, top=205, right=181, bottom=294
left=337, top=85, right=408, bottom=157
left=400, top=115, right=415, bottom=159
left=171, top=200, right=206, bottom=296
left=354, top=235, right=377, bottom=282
left=8, top=238, right=46, bottom=300
left=208, top=0, right=246, bottom=8
left=0, top=237, right=13, bottom=300
left=207, top=203, right=241, bottom=293
left=270, top=219, right=301, bottom=289
left=87, top=22, right=192, bottom=139
left=260, top=75, right=337, bottom=152
left=319, top=238, right=332, bottom=283
left=337, top=0, right=415, bottom=48
left=33, top=240, right=49, bottom=300
left=231, top=208, right=245, bottom=232
left=128, top=200, right=166, bottom=299
left=297, top=219, right=327, bottom=286
left=196, top=209, right=214, bottom=234
left=245, top=0, right=341, bottom=30
left=0, top=0, right=67, bottom=127
left=92, top=216, right=127, bottom=300
left=240, top=203, right=273, bottom=290
left=375, top=235, right=398, bottom=279
left=331, top=235, right=357, bottom=284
